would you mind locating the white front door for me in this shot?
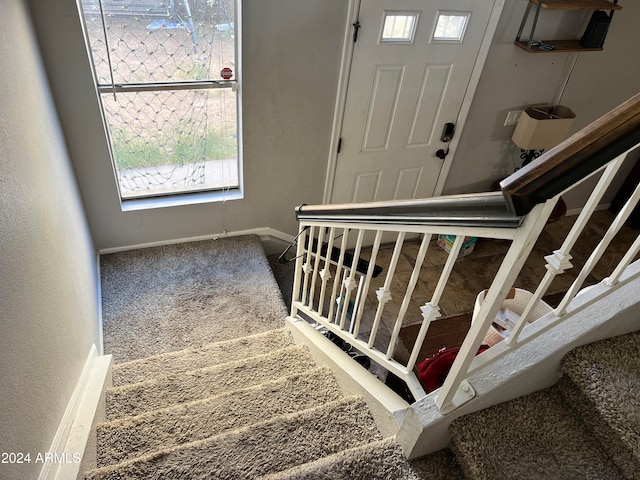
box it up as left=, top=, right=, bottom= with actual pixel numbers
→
left=331, top=0, right=500, bottom=204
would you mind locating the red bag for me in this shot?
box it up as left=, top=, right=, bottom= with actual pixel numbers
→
left=417, top=345, right=489, bottom=393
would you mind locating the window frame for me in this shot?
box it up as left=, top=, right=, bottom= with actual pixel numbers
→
left=80, top=0, right=243, bottom=210
left=379, top=11, right=421, bottom=45
left=431, top=10, right=471, bottom=44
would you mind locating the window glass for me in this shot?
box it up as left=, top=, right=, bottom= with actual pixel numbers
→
left=433, top=12, right=470, bottom=42
left=80, top=0, right=240, bottom=200
left=381, top=12, right=419, bottom=43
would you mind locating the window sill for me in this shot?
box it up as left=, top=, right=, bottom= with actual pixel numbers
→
left=120, top=188, right=243, bottom=212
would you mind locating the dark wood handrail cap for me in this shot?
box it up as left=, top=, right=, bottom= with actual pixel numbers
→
left=501, top=92, right=640, bottom=215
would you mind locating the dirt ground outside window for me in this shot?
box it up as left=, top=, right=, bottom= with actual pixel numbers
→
left=81, top=0, right=239, bottom=197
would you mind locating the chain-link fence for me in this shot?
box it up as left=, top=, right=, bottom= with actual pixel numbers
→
left=80, top=0, right=238, bottom=198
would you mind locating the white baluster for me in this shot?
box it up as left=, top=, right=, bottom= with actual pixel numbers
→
left=405, top=234, right=461, bottom=371
left=386, top=234, right=431, bottom=360
left=290, top=224, right=308, bottom=317
left=308, top=227, right=325, bottom=310
left=300, top=226, right=315, bottom=306
left=606, top=235, right=640, bottom=286
left=318, top=227, right=336, bottom=316
left=368, top=232, right=405, bottom=348
left=328, top=228, right=350, bottom=323
left=556, top=180, right=640, bottom=316
left=352, top=230, right=383, bottom=338
left=436, top=200, right=557, bottom=414
left=508, top=154, right=629, bottom=344
left=339, top=229, right=365, bottom=330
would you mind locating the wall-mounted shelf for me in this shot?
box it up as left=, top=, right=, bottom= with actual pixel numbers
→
left=515, top=0, right=621, bottom=53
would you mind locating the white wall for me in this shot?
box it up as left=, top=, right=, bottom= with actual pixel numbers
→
left=27, top=0, right=640, bottom=251
left=443, top=0, right=640, bottom=210
left=0, top=2, right=101, bottom=478
left=29, top=0, right=348, bottom=251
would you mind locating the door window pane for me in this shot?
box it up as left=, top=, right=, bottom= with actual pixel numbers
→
left=381, top=12, right=419, bottom=43
left=433, top=12, right=470, bottom=42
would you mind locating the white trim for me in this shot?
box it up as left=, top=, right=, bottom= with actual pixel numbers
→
left=324, top=0, right=506, bottom=202
left=96, top=252, right=104, bottom=356
left=286, top=316, right=409, bottom=437
left=39, top=346, right=112, bottom=480
left=323, top=0, right=361, bottom=204
left=432, top=0, right=505, bottom=196
left=97, top=227, right=295, bottom=255
left=120, top=189, right=244, bottom=212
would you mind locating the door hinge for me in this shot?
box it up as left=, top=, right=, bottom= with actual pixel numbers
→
left=353, top=21, right=361, bottom=43
left=337, top=138, right=343, bottom=154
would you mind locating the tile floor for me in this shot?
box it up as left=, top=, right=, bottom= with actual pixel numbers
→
left=269, top=209, right=639, bottom=376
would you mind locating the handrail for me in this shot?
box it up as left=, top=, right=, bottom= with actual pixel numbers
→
left=289, top=92, right=640, bottom=418
left=501, top=91, right=640, bottom=215
left=298, top=93, right=640, bottom=225
left=296, top=192, right=524, bottom=228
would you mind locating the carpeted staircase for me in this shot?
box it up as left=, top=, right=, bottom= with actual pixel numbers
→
left=446, top=330, right=640, bottom=479
left=89, top=235, right=640, bottom=479
left=85, top=329, right=422, bottom=479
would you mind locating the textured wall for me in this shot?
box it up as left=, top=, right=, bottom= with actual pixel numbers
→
left=27, top=0, right=640, bottom=248
left=29, top=0, right=348, bottom=250
left=0, top=2, right=101, bottom=478
left=443, top=0, right=640, bottom=208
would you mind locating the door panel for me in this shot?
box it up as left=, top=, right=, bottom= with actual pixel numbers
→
left=407, top=64, right=452, bottom=148
left=353, top=171, right=382, bottom=203
left=394, top=167, right=424, bottom=200
left=362, top=66, right=405, bottom=152
left=332, top=0, right=497, bottom=205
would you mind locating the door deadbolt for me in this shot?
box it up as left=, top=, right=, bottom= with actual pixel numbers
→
left=440, top=122, right=456, bottom=143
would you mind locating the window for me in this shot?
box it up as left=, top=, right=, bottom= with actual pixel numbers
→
left=79, top=0, right=241, bottom=202
left=381, top=11, right=420, bottom=44
left=432, top=12, right=470, bottom=43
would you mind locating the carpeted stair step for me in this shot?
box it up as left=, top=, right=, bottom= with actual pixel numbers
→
left=111, top=328, right=294, bottom=386
left=105, top=345, right=315, bottom=420
left=258, top=437, right=419, bottom=480
left=97, top=367, right=344, bottom=467
left=558, top=331, right=640, bottom=479
left=100, top=235, right=288, bottom=363
left=409, top=448, right=466, bottom=480
left=449, top=387, right=626, bottom=480
left=85, top=396, right=383, bottom=480
left=259, top=438, right=467, bottom=480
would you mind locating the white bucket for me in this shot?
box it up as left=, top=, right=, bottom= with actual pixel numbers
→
left=472, top=288, right=553, bottom=347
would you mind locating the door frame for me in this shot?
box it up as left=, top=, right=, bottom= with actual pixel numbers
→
left=322, top=0, right=506, bottom=204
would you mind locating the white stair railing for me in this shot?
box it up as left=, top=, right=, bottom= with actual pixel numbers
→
left=290, top=197, right=555, bottom=402
left=436, top=151, right=639, bottom=413
left=290, top=93, right=640, bottom=413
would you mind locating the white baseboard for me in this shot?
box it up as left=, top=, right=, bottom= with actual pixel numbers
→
left=285, top=316, right=409, bottom=437
left=565, top=202, right=611, bottom=217
left=98, top=227, right=295, bottom=256
left=96, top=252, right=104, bottom=356
left=38, top=346, right=112, bottom=480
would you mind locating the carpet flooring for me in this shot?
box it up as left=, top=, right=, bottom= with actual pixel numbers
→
left=89, top=323, right=433, bottom=479
left=91, top=235, right=426, bottom=479
left=100, top=235, right=287, bottom=363
left=91, top=234, right=640, bottom=479
left=447, top=330, right=640, bottom=479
